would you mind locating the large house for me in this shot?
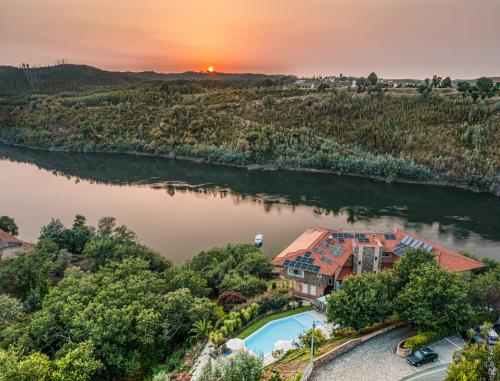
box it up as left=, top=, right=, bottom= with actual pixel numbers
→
left=272, top=227, right=484, bottom=299
left=0, top=229, right=24, bottom=260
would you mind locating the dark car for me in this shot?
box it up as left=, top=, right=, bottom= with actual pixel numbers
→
left=406, top=347, right=438, bottom=367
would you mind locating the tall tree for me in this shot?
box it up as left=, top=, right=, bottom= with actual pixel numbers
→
left=327, top=272, right=392, bottom=331
left=395, top=263, right=471, bottom=333
left=0, top=216, right=19, bottom=236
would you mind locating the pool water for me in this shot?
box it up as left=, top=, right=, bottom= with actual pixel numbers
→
left=244, top=312, right=322, bottom=356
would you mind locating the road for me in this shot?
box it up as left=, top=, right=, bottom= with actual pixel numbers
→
left=310, top=327, right=464, bottom=381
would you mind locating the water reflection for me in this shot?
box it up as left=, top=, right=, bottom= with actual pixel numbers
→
left=0, top=144, right=498, bottom=261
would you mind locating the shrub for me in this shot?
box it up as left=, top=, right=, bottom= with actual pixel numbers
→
left=217, top=291, right=246, bottom=312
left=403, top=332, right=438, bottom=350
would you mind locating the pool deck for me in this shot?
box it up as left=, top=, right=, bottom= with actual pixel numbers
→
left=257, top=310, right=330, bottom=366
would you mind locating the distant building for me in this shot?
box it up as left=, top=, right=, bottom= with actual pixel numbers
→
left=0, top=229, right=24, bottom=260
left=272, top=227, right=484, bottom=299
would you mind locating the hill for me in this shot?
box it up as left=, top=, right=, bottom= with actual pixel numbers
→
left=0, top=79, right=498, bottom=194
left=0, top=64, right=292, bottom=95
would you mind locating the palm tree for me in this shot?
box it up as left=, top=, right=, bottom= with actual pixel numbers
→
left=189, top=319, right=213, bottom=341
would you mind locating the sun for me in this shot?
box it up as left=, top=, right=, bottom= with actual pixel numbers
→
left=207, top=66, right=214, bottom=73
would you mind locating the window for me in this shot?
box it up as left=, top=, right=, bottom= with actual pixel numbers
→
left=358, top=261, right=362, bottom=266
left=374, top=256, right=378, bottom=261
left=328, top=277, right=333, bottom=285
left=301, top=283, right=308, bottom=294
left=383, top=252, right=391, bottom=258
left=288, top=268, right=304, bottom=278
left=310, top=285, right=317, bottom=296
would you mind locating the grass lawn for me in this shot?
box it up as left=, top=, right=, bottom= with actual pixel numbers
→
left=236, top=305, right=313, bottom=339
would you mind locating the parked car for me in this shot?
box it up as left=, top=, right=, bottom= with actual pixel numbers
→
left=406, top=347, right=439, bottom=367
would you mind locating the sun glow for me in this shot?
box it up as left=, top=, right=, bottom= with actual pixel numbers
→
left=208, top=66, right=214, bottom=73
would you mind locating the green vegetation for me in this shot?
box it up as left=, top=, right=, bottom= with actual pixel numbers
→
left=199, top=350, right=263, bottom=381
left=327, top=248, right=499, bottom=336
left=403, top=332, right=438, bottom=350
left=0, top=215, right=18, bottom=236
left=0, top=215, right=274, bottom=380
left=0, top=65, right=498, bottom=194
left=237, top=306, right=312, bottom=339
left=446, top=323, right=500, bottom=381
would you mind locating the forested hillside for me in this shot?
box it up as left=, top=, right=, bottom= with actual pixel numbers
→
left=0, top=68, right=499, bottom=194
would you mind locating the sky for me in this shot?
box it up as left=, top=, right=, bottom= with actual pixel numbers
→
left=1, top=0, right=499, bottom=78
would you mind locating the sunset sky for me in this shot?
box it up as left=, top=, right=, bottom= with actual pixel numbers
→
left=1, top=0, right=499, bottom=78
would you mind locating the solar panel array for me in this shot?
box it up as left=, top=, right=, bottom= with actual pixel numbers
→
left=394, top=235, right=434, bottom=257
left=313, top=247, right=325, bottom=255
left=328, top=244, right=345, bottom=258
left=320, top=255, right=333, bottom=264
left=283, top=255, right=320, bottom=272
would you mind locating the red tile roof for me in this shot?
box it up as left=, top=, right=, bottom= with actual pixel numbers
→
left=272, top=227, right=484, bottom=276
left=337, top=267, right=354, bottom=280
left=0, top=229, right=22, bottom=245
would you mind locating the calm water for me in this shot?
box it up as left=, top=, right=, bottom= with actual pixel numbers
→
left=0, top=144, right=499, bottom=263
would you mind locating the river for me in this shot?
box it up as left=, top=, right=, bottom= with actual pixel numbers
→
left=0, top=144, right=498, bottom=263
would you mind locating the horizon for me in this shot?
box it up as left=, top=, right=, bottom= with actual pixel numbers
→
left=5, top=62, right=499, bottom=81
left=1, top=0, right=500, bottom=79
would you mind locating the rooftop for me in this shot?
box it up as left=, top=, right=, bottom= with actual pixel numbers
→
left=272, top=227, right=484, bottom=276
left=0, top=229, right=22, bottom=245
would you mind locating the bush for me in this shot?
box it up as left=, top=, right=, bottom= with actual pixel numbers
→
left=217, top=291, right=247, bottom=312
left=403, top=332, right=438, bottom=350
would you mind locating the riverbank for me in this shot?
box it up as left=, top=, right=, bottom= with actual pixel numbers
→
left=1, top=140, right=497, bottom=196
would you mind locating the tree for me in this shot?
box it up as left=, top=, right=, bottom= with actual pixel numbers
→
left=0, top=241, right=55, bottom=310
left=189, top=319, right=213, bottom=341
left=216, top=291, right=247, bottom=312
left=0, top=293, right=24, bottom=330
left=0, top=216, right=19, bottom=236
left=219, top=273, right=267, bottom=298
left=327, top=272, right=391, bottom=331
left=395, top=263, right=471, bottom=333
left=23, top=258, right=213, bottom=379
left=199, top=350, right=263, bottom=381
left=392, top=248, right=435, bottom=294
left=476, top=77, right=493, bottom=93
left=432, top=75, right=442, bottom=87
left=299, top=328, right=326, bottom=353
left=446, top=344, right=490, bottom=381
left=467, top=269, right=500, bottom=314
left=440, top=77, right=452, bottom=88
left=457, top=81, right=471, bottom=94
left=51, top=341, right=103, bottom=381
left=166, top=267, right=210, bottom=297
left=367, top=72, right=378, bottom=86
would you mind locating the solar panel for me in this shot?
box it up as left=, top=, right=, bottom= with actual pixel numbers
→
left=325, top=258, right=333, bottom=264
left=426, top=245, right=433, bottom=252
left=401, top=235, right=411, bottom=244
left=284, top=259, right=290, bottom=266
left=307, top=264, right=315, bottom=270
left=313, top=266, right=320, bottom=272
left=304, top=252, right=311, bottom=257
left=414, top=241, right=423, bottom=248
left=312, top=247, right=324, bottom=255
left=289, top=261, right=296, bottom=267
left=410, top=240, right=419, bottom=248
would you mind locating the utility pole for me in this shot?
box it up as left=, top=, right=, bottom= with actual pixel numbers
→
left=310, top=321, right=315, bottom=364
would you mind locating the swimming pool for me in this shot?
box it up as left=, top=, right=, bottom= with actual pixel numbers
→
left=243, top=311, right=323, bottom=356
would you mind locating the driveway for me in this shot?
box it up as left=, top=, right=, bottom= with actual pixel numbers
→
left=310, top=327, right=465, bottom=381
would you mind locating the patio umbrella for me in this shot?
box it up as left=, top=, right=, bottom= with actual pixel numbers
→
left=226, top=338, right=245, bottom=351
left=274, top=339, right=293, bottom=352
